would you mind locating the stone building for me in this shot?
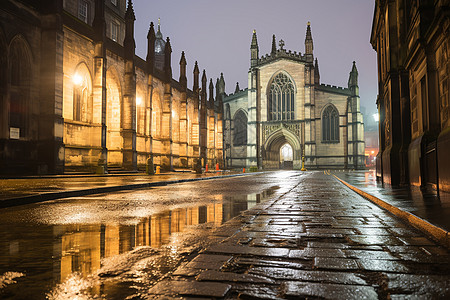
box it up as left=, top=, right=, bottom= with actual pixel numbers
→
left=0, top=0, right=223, bottom=174
left=371, top=0, right=449, bottom=192
left=223, top=24, right=365, bottom=170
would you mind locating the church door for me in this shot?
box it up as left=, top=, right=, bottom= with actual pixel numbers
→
left=280, top=143, right=293, bottom=169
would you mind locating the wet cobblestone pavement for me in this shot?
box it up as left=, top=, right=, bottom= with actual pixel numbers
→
left=148, top=172, right=450, bottom=299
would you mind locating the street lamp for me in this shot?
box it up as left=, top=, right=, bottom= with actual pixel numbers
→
left=373, top=113, right=379, bottom=122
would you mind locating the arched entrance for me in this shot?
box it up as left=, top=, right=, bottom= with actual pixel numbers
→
left=280, top=143, right=293, bottom=169
left=262, top=128, right=302, bottom=170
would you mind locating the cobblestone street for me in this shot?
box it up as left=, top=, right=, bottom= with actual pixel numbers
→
left=148, top=172, right=450, bottom=299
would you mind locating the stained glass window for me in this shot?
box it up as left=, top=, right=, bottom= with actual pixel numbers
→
left=268, top=73, right=295, bottom=121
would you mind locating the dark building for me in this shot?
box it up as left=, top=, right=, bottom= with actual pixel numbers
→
left=371, top=0, right=449, bottom=192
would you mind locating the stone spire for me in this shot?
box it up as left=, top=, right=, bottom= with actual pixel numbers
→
left=219, top=73, right=225, bottom=95
left=271, top=34, right=277, bottom=55
left=314, top=58, right=320, bottom=85
left=250, top=30, right=259, bottom=67
left=179, top=51, right=187, bottom=89
left=305, top=21, right=313, bottom=61
left=209, top=79, right=214, bottom=109
left=217, top=73, right=225, bottom=113
left=235, top=82, right=240, bottom=93
left=193, top=61, right=199, bottom=94
left=348, top=61, right=359, bottom=96
left=146, top=22, right=156, bottom=72
left=124, top=0, right=136, bottom=60
left=164, top=37, right=172, bottom=81
left=201, top=70, right=207, bottom=102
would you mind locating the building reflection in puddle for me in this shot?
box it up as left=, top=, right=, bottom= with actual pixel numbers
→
left=53, top=187, right=277, bottom=289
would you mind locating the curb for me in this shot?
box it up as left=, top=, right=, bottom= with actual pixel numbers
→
left=334, top=175, right=450, bottom=249
left=0, top=173, right=256, bottom=209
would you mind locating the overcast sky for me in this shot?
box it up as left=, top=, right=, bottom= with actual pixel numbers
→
left=133, top=0, right=377, bottom=114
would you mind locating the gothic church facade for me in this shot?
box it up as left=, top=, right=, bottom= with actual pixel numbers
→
left=224, top=24, right=365, bottom=170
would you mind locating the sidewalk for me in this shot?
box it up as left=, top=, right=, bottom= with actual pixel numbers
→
left=332, top=170, right=450, bottom=233
left=147, top=171, right=450, bottom=299
left=0, top=170, right=247, bottom=208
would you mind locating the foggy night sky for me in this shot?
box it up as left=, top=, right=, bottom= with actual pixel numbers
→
left=133, top=0, right=378, bottom=114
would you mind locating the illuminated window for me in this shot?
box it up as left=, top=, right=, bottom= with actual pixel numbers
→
left=322, top=105, right=339, bottom=143
left=268, top=73, right=295, bottom=121
left=111, top=23, right=119, bottom=42
left=78, top=1, right=88, bottom=23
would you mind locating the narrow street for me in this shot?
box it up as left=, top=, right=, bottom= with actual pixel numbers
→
left=0, top=171, right=449, bottom=299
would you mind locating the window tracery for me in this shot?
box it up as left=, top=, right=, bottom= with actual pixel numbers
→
left=268, top=73, right=295, bottom=121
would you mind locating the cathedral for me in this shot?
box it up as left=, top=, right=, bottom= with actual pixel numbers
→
left=223, top=23, right=365, bottom=170
left=0, top=0, right=223, bottom=174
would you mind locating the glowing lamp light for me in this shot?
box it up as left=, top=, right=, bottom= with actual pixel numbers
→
left=73, top=74, right=83, bottom=86
left=371, top=151, right=375, bottom=154
left=373, top=113, right=379, bottom=122
left=136, top=97, right=142, bottom=106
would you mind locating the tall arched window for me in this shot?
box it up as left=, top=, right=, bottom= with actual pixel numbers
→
left=72, top=64, right=92, bottom=122
left=268, top=73, right=295, bottom=121
left=233, top=110, right=247, bottom=146
left=322, top=105, right=339, bottom=142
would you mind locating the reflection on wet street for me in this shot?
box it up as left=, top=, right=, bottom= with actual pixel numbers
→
left=333, top=169, right=450, bottom=231
left=0, top=173, right=286, bottom=299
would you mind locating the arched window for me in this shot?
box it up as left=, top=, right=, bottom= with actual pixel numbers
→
left=322, top=105, right=340, bottom=142
left=233, top=110, right=247, bottom=146
left=268, top=73, right=295, bottom=121
left=72, top=64, right=92, bottom=122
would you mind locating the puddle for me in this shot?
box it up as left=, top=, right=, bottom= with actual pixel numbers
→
left=0, top=187, right=278, bottom=299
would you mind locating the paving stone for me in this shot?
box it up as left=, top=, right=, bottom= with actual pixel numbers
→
left=196, top=270, right=274, bottom=284
left=234, top=257, right=311, bottom=270
left=307, top=241, right=348, bottom=249
left=397, top=236, right=437, bottom=246
left=306, top=228, right=356, bottom=235
left=387, top=273, right=450, bottom=297
left=280, top=281, right=378, bottom=299
left=314, top=257, right=359, bottom=270
left=148, top=280, right=231, bottom=297
left=183, top=254, right=232, bottom=270
left=204, top=244, right=290, bottom=258
left=249, top=267, right=367, bottom=285
left=356, top=227, right=391, bottom=236
left=347, top=235, right=403, bottom=246
left=358, top=258, right=410, bottom=273
left=290, top=248, right=346, bottom=258
left=235, top=284, right=284, bottom=300
left=344, top=249, right=397, bottom=260
left=388, top=227, right=422, bottom=237
left=249, top=237, right=298, bottom=248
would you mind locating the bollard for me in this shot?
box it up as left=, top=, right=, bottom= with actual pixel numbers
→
left=243, top=167, right=245, bottom=173
left=205, top=164, right=208, bottom=172
left=216, top=163, right=219, bottom=171
left=156, top=165, right=161, bottom=174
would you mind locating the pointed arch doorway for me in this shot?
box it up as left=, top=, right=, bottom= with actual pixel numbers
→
left=280, top=143, right=293, bottom=169
left=262, top=127, right=302, bottom=170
